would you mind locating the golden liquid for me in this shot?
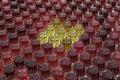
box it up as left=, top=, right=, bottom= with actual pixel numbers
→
left=52, top=19, right=61, bottom=30
left=38, top=20, right=84, bottom=49
left=39, top=31, right=49, bottom=44
left=62, top=38, right=72, bottom=50
left=68, top=29, right=78, bottom=43
left=63, top=21, right=72, bottom=32
left=57, top=27, right=67, bottom=41
left=50, top=35, right=61, bottom=48
left=46, top=25, right=55, bottom=37
left=74, top=24, right=85, bottom=36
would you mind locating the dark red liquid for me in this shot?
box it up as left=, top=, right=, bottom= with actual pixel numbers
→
left=0, top=0, right=120, bottom=80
